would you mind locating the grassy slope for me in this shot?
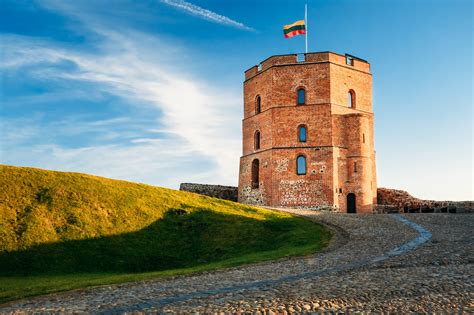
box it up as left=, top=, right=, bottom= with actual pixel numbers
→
left=0, top=165, right=331, bottom=303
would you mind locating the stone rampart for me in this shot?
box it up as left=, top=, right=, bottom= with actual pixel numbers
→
left=180, top=184, right=472, bottom=213
left=179, top=183, right=238, bottom=202
left=376, top=188, right=473, bottom=213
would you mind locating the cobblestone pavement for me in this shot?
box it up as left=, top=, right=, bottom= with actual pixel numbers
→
left=1, top=211, right=473, bottom=313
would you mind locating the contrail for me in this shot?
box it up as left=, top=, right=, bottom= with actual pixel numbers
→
left=160, top=0, right=255, bottom=32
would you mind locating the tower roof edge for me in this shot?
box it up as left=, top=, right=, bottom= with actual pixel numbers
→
left=244, top=51, right=371, bottom=80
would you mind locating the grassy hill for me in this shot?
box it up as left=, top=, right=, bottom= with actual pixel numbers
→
left=0, top=165, right=330, bottom=303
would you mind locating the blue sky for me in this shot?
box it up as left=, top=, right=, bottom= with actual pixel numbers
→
left=0, top=0, right=472, bottom=200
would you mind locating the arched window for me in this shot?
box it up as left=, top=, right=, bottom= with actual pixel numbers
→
left=348, top=90, right=356, bottom=108
left=297, top=88, right=305, bottom=105
left=254, top=131, right=260, bottom=150
left=255, top=95, right=261, bottom=114
left=298, top=125, right=307, bottom=142
left=251, top=159, right=259, bottom=189
left=297, top=155, right=306, bottom=175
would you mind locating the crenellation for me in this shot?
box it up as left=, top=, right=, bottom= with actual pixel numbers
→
left=245, top=52, right=370, bottom=82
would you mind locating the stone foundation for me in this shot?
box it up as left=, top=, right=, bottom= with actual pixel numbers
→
left=376, top=188, right=473, bottom=214
left=179, top=183, right=238, bottom=202
left=179, top=184, right=472, bottom=214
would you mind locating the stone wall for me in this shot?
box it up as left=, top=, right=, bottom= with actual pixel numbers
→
left=179, top=183, right=238, bottom=202
left=376, top=188, right=473, bottom=213
left=180, top=183, right=473, bottom=214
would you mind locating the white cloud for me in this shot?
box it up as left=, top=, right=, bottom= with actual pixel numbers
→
left=160, top=0, right=255, bottom=31
left=1, top=9, right=242, bottom=188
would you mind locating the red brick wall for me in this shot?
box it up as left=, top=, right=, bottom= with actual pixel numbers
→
left=239, top=52, right=377, bottom=213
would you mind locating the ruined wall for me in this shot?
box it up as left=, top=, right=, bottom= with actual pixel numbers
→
left=179, top=183, right=238, bottom=202
left=376, top=188, right=473, bottom=213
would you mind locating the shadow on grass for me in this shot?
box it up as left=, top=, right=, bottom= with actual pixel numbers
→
left=0, top=208, right=328, bottom=276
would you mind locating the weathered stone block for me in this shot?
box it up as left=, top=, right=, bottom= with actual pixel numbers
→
left=179, top=183, right=238, bottom=202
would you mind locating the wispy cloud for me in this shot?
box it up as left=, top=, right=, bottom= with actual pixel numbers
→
left=160, top=0, right=255, bottom=31
left=1, top=2, right=242, bottom=188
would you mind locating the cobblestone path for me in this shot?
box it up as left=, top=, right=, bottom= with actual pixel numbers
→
left=1, top=211, right=473, bottom=313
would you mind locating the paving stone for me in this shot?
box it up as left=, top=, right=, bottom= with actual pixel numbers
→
left=1, top=212, right=472, bottom=313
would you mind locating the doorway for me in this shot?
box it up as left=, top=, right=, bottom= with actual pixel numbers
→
left=347, top=193, right=356, bottom=213
left=251, top=159, right=259, bottom=189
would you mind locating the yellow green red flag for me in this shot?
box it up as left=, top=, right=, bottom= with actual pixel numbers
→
left=283, top=20, right=306, bottom=38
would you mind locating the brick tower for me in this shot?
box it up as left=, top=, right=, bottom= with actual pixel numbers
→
left=238, top=52, right=377, bottom=213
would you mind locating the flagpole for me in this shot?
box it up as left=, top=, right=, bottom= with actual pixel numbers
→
left=305, top=3, right=308, bottom=53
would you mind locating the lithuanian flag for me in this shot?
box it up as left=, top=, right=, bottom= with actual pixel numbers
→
left=283, top=20, right=306, bottom=38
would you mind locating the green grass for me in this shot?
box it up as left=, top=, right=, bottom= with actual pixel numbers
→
left=0, top=165, right=331, bottom=304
